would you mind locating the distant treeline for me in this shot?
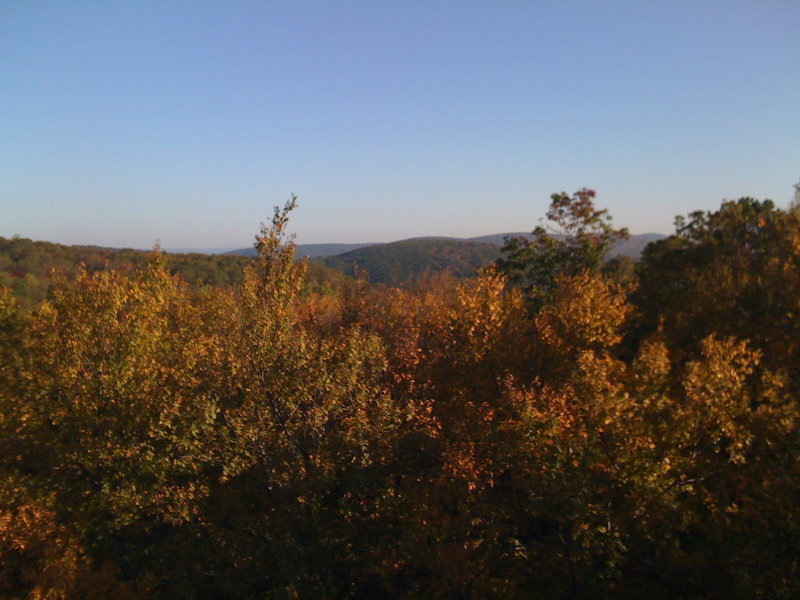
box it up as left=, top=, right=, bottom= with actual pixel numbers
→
left=0, top=236, right=345, bottom=309
left=320, top=238, right=501, bottom=283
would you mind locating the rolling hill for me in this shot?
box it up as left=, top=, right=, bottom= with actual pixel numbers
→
left=320, top=238, right=501, bottom=284
left=0, top=236, right=346, bottom=309
left=225, top=233, right=666, bottom=284
left=227, top=242, right=378, bottom=258
left=226, top=232, right=664, bottom=260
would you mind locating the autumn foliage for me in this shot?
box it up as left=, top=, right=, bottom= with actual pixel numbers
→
left=1, top=192, right=799, bottom=599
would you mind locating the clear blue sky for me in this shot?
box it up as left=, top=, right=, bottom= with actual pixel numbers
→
left=2, top=1, right=798, bottom=249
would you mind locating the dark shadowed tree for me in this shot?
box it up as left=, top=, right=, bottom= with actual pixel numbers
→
left=497, top=188, right=628, bottom=307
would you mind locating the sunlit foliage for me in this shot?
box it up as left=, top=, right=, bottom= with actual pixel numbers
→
left=1, top=191, right=798, bottom=598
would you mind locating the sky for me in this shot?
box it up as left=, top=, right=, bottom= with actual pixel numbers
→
left=2, top=1, right=799, bottom=250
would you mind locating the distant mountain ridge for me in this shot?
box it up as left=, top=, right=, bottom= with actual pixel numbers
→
left=227, top=232, right=666, bottom=260
left=304, top=233, right=666, bottom=285
left=320, top=238, right=500, bottom=284
left=226, top=242, right=378, bottom=258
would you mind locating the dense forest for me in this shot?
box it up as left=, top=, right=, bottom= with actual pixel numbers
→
left=0, top=238, right=346, bottom=310
left=1, top=189, right=799, bottom=599
left=320, top=238, right=501, bottom=284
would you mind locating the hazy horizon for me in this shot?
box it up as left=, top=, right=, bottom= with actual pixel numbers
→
left=3, top=2, right=798, bottom=248
left=0, top=230, right=668, bottom=255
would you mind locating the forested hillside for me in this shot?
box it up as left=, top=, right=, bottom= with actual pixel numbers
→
left=320, top=238, right=500, bottom=283
left=1, top=190, right=799, bottom=599
left=0, top=237, right=344, bottom=309
left=229, top=242, right=378, bottom=258
left=227, top=233, right=665, bottom=269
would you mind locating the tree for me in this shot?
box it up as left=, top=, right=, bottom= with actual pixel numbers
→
left=634, top=197, right=800, bottom=386
left=497, top=188, right=629, bottom=306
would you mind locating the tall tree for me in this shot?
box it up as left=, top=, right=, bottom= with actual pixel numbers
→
left=497, top=188, right=629, bottom=307
left=634, top=197, right=800, bottom=384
